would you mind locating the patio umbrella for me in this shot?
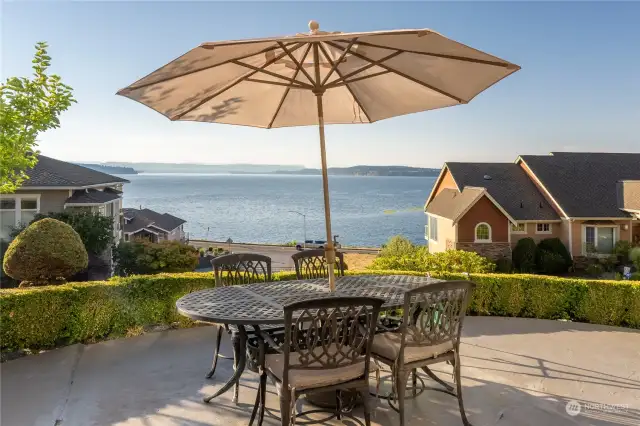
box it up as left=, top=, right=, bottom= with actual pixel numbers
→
left=117, top=21, right=520, bottom=291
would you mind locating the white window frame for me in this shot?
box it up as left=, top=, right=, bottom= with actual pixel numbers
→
left=428, top=214, right=439, bottom=243
left=0, top=194, right=41, bottom=228
left=510, top=223, right=527, bottom=234
left=582, top=224, right=618, bottom=256
left=536, top=223, right=552, bottom=234
left=474, top=222, right=492, bottom=243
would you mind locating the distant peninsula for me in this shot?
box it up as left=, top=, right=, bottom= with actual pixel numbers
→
left=274, top=166, right=441, bottom=177
left=77, top=163, right=138, bottom=174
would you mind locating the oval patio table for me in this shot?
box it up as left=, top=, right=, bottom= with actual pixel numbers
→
left=176, top=274, right=443, bottom=405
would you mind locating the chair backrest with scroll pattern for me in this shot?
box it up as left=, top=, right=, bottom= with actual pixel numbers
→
left=280, top=296, right=383, bottom=389
left=291, top=249, right=345, bottom=279
left=211, top=253, right=272, bottom=286
left=400, top=280, right=475, bottom=351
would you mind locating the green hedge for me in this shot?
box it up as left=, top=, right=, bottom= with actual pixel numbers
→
left=1, top=270, right=639, bottom=352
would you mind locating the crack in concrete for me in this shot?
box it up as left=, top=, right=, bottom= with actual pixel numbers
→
left=52, top=344, right=85, bottom=425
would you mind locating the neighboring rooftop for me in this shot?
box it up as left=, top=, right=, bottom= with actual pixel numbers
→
left=519, top=152, right=640, bottom=218
left=123, top=208, right=186, bottom=233
left=426, top=187, right=484, bottom=222
left=21, top=155, right=129, bottom=188
left=445, top=162, right=559, bottom=221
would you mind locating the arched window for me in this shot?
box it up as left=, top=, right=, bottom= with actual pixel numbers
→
left=475, top=222, right=492, bottom=242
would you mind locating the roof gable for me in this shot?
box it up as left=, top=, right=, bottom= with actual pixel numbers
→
left=445, top=162, right=559, bottom=221
left=519, top=152, right=640, bottom=218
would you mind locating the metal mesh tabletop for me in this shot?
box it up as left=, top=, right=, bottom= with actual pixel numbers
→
left=176, top=274, right=443, bottom=325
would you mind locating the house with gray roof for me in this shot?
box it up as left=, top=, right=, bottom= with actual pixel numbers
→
left=122, top=208, right=186, bottom=243
left=0, top=155, right=129, bottom=241
left=424, top=152, right=640, bottom=262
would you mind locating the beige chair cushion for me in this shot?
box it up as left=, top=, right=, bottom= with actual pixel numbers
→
left=372, top=332, right=454, bottom=363
left=266, top=344, right=373, bottom=391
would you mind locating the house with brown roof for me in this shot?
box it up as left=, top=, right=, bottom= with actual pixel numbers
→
left=424, top=152, right=640, bottom=264
left=0, top=155, right=129, bottom=242
left=122, top=208, right=186, bottom=243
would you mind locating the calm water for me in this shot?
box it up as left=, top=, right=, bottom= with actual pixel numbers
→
left=121, top=174, right=435, bottom=247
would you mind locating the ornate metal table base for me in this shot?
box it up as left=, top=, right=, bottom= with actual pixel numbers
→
left=203, top=326, right=248, bottom=404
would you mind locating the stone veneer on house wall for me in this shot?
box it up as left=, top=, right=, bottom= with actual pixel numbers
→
left=455, top=242, right=512, bottom=260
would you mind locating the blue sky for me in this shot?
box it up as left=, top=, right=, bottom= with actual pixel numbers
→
left=3, top=1, right=639, bottom=168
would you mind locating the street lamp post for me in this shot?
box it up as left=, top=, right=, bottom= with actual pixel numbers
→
left=288, top=211, right=307, bottom=249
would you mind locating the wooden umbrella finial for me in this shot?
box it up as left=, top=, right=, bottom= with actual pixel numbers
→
left=309, top=20, right=320, bottom=34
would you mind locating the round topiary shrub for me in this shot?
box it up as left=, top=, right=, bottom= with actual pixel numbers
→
left=512, top=238, right=537, bottom=272
left=3, top=218, right=88, bottom=287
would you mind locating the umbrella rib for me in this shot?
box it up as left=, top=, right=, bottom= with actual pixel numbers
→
left=121, top=42, right=302, bottom=92
left=245, top=78, right=308, bottom=88
left=336, top=39, right=516, bottom=69
left=267, top=44, right=312, bottom=129
left=231, top=60, right=312, bottom=89
left=320, top=38, right=357, bottom=86
left=325, top=41, right=466, bottom=104
left=324, top=51, right=403, bottom=89
left=170, top=43, right=306, bottom=120
left=317, top=43, right=372, bottom=123
left=277, top=42, right=316, bottom=86
left=329, top=70, right=391, bottom=87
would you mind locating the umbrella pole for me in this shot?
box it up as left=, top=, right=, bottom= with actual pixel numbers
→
left=315, top=90, right=336, bottom=291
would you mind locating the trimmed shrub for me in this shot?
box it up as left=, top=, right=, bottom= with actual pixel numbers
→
left=537, top=250, right=567, bottom=275
left=614, top=240, right=631, bottom=261
left=11, top=211, right=114, bottom=254
left=369, top=248, right=494, bottom=274
left=536, top=238, right=572, bottom=272
left=586, top=263, right=604, bottom=277
left=424, top=250, right=495, bottom=274
left=512, top=238, right=537, bottom=272
left=3, top=218, right=88, bottom=286
left=113, top=240, right=199, bottom=276
left=495, top=257, right=513, bottom=273
left=1, top=270, right=639, bottom=351
left=630, top=247, right=640, bottom=270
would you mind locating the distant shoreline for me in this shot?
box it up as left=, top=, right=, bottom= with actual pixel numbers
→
left=80, top=163, right=440, bottom=178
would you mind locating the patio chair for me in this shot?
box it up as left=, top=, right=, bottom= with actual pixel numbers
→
left=250, top=296, right=384, bottom=426
left=370, top=280, right=476, bottom=426
left=206, top=254, right=272, bottom=389
left=291, top=249, right=345, bottom=280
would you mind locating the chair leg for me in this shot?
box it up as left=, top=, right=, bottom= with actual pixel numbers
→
left=412, top=369, right=417, bottom=397
left=396, top=370, right=408, bottom=426
left=258, top=372, right=267, bottom=426
left=454, top=350, right=471, bottom=426
left=249, top=378, right=261, bottom=426
left=205, top=326, right=223, bottom=379
left=336, top=390, right=342, bottom=420
left=359, top=387, right=372, bottom=426
left=280, top=393, right=291, bottom=426
left=231, top=332, right=241, bottom=404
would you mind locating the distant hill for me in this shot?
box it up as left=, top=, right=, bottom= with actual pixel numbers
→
left=274, top=166, right=440, bottom=177
left=101, top=162, right=304, bottom=174
left=74, top=162, right=439, bottom=177
left=77, top=163, right=138, bottom=174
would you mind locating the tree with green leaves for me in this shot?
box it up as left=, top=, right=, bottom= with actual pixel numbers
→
left=0, top=42, right=76, bottom=193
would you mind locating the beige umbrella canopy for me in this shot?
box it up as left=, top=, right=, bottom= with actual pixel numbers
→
left=117, top=21, right=520, bottom=290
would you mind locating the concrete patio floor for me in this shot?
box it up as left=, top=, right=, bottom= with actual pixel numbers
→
left=2, top=317, right=639, bottom=426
